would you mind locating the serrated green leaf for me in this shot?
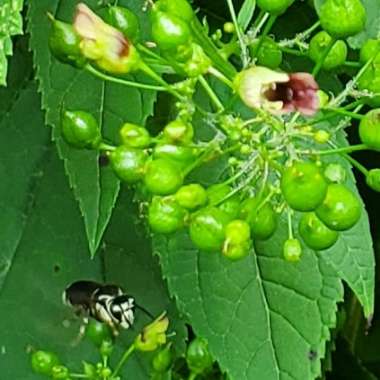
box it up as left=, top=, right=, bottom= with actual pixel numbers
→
left=0, top=0, right=24, bottom=85
left=238, top=0, right=256, bottom=32
left=27, top=0, right=157, bottom=256
left=348, top=0, right=380, bottom=49
left=0, top=83, right=185, bottom=378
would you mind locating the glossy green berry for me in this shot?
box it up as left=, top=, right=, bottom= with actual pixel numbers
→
left=163, top=120, right=194, bottom=144
left=366, top=169, right=380, bottom=192
left=85, top=320, right=112, bottom=347
left=319, top=0, right=366, bottom=38
left=189, top=207, right=230, bottom=251
left=281, top=161, right=328, bottom=211
left=153, top=144, right=198, bottom=168
left=357, top=54, right=380, bottom=106
left=299, top=212, right=339, bottom=250
left=31, top=350, right=60, bottom=376
left=222, top=220, right=252, bottom=261
left=154, top=0, right=194, bottom=22
left=249, top=37, right=283, bottom=69
left=48, top=16, right=86, bottom=68
left=105, top=6, right=140, bottom=41
left=324, top=163, right=347, bottom=183
left=359, top=109, right=380, bottom=151
left=309, top=31, right=347, bottom=71
left=110, top=146, right=147, bottom=183
left=240, top=198, right=277, bottom=240
left=120, top=123, right=151, bottom=148
left=144, top=159, right=183, bottom=195
left=257, top=0, right=294, bottom=15
left=148, top=196, right=187, bottom=233
left=223, top=22, right=235, bottom=34
left=316, top=184, right=361, bottom=231
left=360, top=39, right=380, bottom=64
left=151, top=11, right=191, bottom=52
left=283, top=238, right=302, bottom=262
left=314, top=130, right=331, bottom=143
left=61, top=110, right=101, bottom=149
left=207, top=184, right=240, bottom=219
left=152, top=345, right=173, bottom=373
left=175, top=184, right=208, bottom=210
left=186, top=338, right=213, bottom=375
left=51, top=365, right=70, bottom=379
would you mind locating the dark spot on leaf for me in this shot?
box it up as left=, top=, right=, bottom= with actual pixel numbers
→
left=308, top=350, right=317, bottom=360
left=53, top=264, right=61, bottom=273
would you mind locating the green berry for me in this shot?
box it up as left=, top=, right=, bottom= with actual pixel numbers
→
left=223, top=22, right=235, bottom=34
left=366, top=168, right=380, bottom=192
left=163, top=120, right=194, bottom=144
left=189, top=207, right=230, bottom=251
left=358, top=54, right=380, bottom=106
left=207, top=184, right=240, bottom=219
left=51, top=365, right=70, bottom=379
left=319, top=0, right=366, bottom=38
left=105, top=6, right=140, bottom=41
left=186, top=338, right=213, bottom=375
left=249, top=37, right=283, bottom=69
left=153, top=144, right=198, bottom=168
left=299, top=212, right=339, bottom=250
left=222, top=220, right=252, bottom=261
left=316, top=184, right=361, bottom=231
left=359, top=109, right=380, bottom=151
left=152, top=345, right=173, bottom=373
left=144, top=159, right=183, bottom=195
left=257, top=0, right=295, bottom=15
left=120, top=123, right=151, bottom=148
left=85, top=320, right=112, bottom=347
left=309, top=31, right=347, bottom=71
left=314, top=130, right=331, bottom=143
left=31, top=350, right=60, bottom=376
left=281, top=161, right=328, bottom=211
left=175, top=184, right=208, bottom=210
left=110, top=146, right=147, bottom=183
left=154, top=0, right=194, bottom=22
left=283, top=238, right=302, bottom=262
left=360, top=39, right=380, bottom=64
left=61, top=110, right=101, bottom=149
left=148, top=196, right=187, bottom=233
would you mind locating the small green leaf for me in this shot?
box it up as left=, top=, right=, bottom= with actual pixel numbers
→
left=0, top=0, right=24, bottom=85
left=238, top=0, right=256, bottom=31
left=27, top=0, right=157, bottom=255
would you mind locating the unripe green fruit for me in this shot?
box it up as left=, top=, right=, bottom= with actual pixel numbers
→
left=249, top=37, right=283, bottom=69
left=360, top=39, right=380, bottom=64
left=314, top=130, right=331, bottom=143
left=148, top=196, right=187, bottom=233
left=163, top=120, right=194, bottom=144
left=105, top=6, right=140, bottom=41
left=359, top=109, right=380, bottom=151
left=85, top=320, right=112, bottom=347
left=324, top=163, right=347, bottom=183
left=51, top=365, right=70, bottom=379
left=257, top=0, right=295, bottom=15
left=31, top=350, right=60, bottom=376
left=144, top=159, right=183, bottom=195
left=186, top=338, right=213, bottom=374
left=110, top=146, right=147, bottom=183
left=366, top=169, right=380, bottom=192
left=152, top=345, right=173, bottom=373
left=223, top=22, right=235, bottom=34
left=309, top=31, right=347, bottom=71
left=283, top=238, right=302, bottom=262
left=153, top=144, right=198, bottom=167
left=207, top=184, right=240, bottom=219
left=299, top=212, right=339, bottom=250
left=48, top=17, right=86, bottom=68
left=357, top=55, right=380, bottom=106
left=222, top=220, right=252, bottom=261
left=319, top=0, right=366, bottom=38
left=316, top=184, right=361, bottom=231
left=155, top=0, right=194, bottom=22
left=189, top=207, right=230, bottom=251
left=120, top=123, right=151, bottom=148
left=175, top=184, right=208, bottom=210
left=61, top=110, right=101, bottom=149
left=281, top=161, right=328, bottom=211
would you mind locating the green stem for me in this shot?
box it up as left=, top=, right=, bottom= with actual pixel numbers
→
left=208, top=66, right=234, bottom=89
left=343, top=153, right=369, bottom=176
left=279, top=47, right=306, bottom=56
left=312, top=37, right=336, bottom=77
left=343, top=61, right=362, bottom=68
left=99, top=142, right=116, bottom=152
left=300, top=144, right=368, bottom=156
left=137, top=43, right=167, bottom=64
left=188, top=372, right=197, bottom=380
left=199, top=76, right=225, bottom=112
left=85, top=64, right=166, bottom=92
left=287, top=209, right=294, bottom=239
left=226, top=0, right=249, bottom=66
left=323, top=108, right=364, bottom=120
left=301, top=21, right=321, bottom=39
left=111, top=344, right=136, bottom=378
left=70, top=374, right=89, bottom=379
left=251, top=15, right=277, bottom=58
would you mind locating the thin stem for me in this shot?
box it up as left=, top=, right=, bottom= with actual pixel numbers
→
left=323, top=108, right=364, bottom=120
left=208, top=66, right=234, bottom=89
left=137, top=43, right=167, bottom=64
left=280, top=47, right=306, bottom=56
left=226, top=0, right=249, bottom=66
left=251, top=15, right=277, bottom=58
left=287, top=209, right=293, bottom=239
left=249, top=12, right=270, bottom=41
left=111, top=344, right=136, bottom=378
left=343, top=61, right=362, bottom=68
left=70, top=374, right=89, bottom=379
left=343, top=153, right=369, bottom=176
left=302, top=21, right=321, bottom=38
left=199, top=76, right=225, bottom=112
left=301, top=144, right=368, bottom=156
left=188, top=372, right=197, bottom=380
left=85, top=65, right=166, bottom=92
left=99, top=142, right=116, bottom=152
left=312, top=37, right=336, bottom=77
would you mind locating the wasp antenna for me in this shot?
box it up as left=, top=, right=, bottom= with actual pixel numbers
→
left=135, top=304, right=155, bottom=320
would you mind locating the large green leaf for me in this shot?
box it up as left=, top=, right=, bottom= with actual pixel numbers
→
left=27, top=0, right=157, bottom=256
left=0, top=82, right=185, bottom=378
left=0, top=0, right=24, bottom=85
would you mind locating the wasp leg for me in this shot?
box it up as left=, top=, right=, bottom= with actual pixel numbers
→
left=70, top=317, right=89, bottom=347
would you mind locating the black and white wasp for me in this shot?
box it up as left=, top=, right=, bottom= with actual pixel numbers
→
left=63, top=280, right=153, bottom=335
